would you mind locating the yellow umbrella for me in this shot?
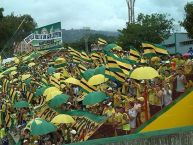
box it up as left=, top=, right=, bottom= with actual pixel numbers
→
left=21, top=74, right=31, bottom=81
left=10, top=78, right=18, bottom=83
left=88, top=74, right=109, bottom=86
left=51, top=114, right=75, bottom=124
left=113, top=46, right=122, bottom=51
left=43, top=87, right=60, bottom=96
left=46, top=90, right=62, bottom=102
left=151, top=57, right=161, bottom=62
left=28, top=62, right=36, bottom=67
left=53, top=73, right=61, bottom=80
left=0, top=74, right=4, bottom=79
left=43, top=87, right=62, bottom=102
left=14, top=57, right=20, bottom=64
left=55, top=57, right=66, bottom=64
left=10, top=71, right=17, bottom=76
left=130, top=67, right=159, bottom=80
left=63, top=69, right=70, bottom=78
left=64, top=77, right=80, bottom=85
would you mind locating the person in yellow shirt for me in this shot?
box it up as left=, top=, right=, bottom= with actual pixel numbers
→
left=184, top=59, right=193, bottom=75
left=113, top=92, right=122, bottom=107
left=102, top=102, right=115, bottom=123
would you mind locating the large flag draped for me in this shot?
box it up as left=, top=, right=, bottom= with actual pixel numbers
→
left=142, top=43, right=168, bottom=57
left=142, top=43, right=156, bottom=57
left=129, top=47, right=141, bottom=63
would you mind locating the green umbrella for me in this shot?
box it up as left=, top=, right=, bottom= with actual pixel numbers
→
left=26, top=118, right=57, bottom=135
left=103, top=43, right=118, bottom=52
left=83, top=91, right=109, bottom=105
left=35, top=86, right=48, bottom=97
left=14, top=101, right=29, bottom=108
left=48, top=94, right=70, bottom=108
left=47, top=67, right=56, bottom=74
left=2, top=66, right=17, bottom=75
left=82, top=69, right=95, bottom=81
left=94, top=65, right=105, bottom=75
left=82, top=65, right=105, bottom=81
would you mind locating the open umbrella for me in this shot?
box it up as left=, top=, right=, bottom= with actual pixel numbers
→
left=103, top=43, right=122, bottom=51
left=10, top=71, right=17, bottom=76
left=64, top=77, right=80, bottom=85
left=14, top=101, right=29, bottom=108
left=88, top=74, right=109, bottom=86
left=83, top=91, right=109, bottom=105
left=35, top=86, right=48, bottom=97
left=21, top=74, right=31, bottom=81
left=48, top=94, right=70, bottom=108
left=27, top=118, right=57, bottom=136
left=43, top=87, right=62, bottom=102
left=51, top=114, right=75, bottom=124
left=53, top=73, right=61, bottom=80
left=130, top=67, right=159, bottom=80
left=47, top=67, right=56, bottom=74
left=43, top=87, right=60, bottom=96
left=2, top=66, right=17, bottom=75
left=55, top=57, right=66, bottom=64
left=28, top=62, right=36, bottom=67
left=130, top=66, right=159, bottom=121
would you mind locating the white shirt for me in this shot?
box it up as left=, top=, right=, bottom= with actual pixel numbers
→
left=176, top=75, right=185, bottom=92
left=163, top=89, right=172, bottom=106
left=128, top=108, right=138, bottom=128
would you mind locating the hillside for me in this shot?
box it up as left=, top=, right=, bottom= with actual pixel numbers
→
left=62, top=29, right=119, bottom=43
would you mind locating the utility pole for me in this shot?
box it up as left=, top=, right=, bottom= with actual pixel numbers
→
left=126, top=0, right=136, bottom=23
left=83, top=27, right=90, bottom=53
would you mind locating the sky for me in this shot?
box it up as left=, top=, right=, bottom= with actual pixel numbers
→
left=0, top=0, right=191, bottom=31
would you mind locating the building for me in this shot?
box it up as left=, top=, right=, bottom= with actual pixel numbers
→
left=162, top=33, right=193, bottom=54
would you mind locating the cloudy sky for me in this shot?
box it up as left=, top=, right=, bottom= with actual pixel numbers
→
left=0, top=0, right=191, bottom=31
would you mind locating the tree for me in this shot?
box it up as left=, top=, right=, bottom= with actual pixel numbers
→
left=67, top=33, right=118, bottom=52
left=118, top=13, right=174, bottom=49
left=0, top=8, right=3, bottom=20
left=181, top=2, right=193, bottom=38
left=0, top=7, right=37, bottom=57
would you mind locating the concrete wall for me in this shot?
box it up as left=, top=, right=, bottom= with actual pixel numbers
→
left=162, top=33, right=193, bottom=54
left=67, top=126, right=193, bottom=145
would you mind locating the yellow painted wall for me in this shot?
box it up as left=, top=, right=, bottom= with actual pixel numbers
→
left=140, top=90, right=193, bottom=133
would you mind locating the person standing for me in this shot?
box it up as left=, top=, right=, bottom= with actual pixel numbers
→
left=173, top=68, right=187, bottom=100
left=163, top=84, right=172, bottom=107
left=128, top=101, right=138, bottom=133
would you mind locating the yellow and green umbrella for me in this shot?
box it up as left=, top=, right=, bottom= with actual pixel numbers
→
left=55, top=57, right=66, bottom=64
left=47, top=67, right=56, bottom=74
left=14, top=101, right=29, bottom=108
left=48, top=94, right=70, bottom=108
left=83, top=91, right=109, bottom=105
left=26, top=118, right=57, bottom=135
left=88, top=74, right=108, bottom=86
left=43, top=87, right=62, bottom=102
left=10, top=71, right=17, bottom=76
left=51, top=114, right=75, bottom=124
left=21, top=74, right=31, bottom=81
left=130, top=67, right=159, bottom=80
left=28, top=62, right=36, bottom=67
left=64, top=77, right=80, bottom=85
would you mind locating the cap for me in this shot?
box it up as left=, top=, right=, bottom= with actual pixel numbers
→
left=70, top=130, right=77, bottom=135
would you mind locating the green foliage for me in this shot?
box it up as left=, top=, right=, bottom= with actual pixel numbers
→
left=118, top=13, right=174, bottom=50
left=181, top=2, right=193, bottom=39
left=66, top=33, right=118, bottom=52
left=0, top=7, right=37, bottom=57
